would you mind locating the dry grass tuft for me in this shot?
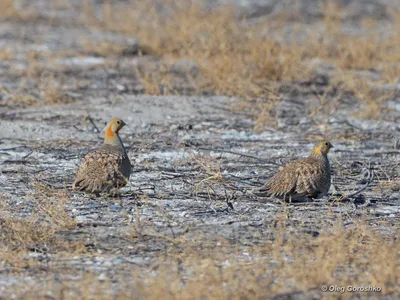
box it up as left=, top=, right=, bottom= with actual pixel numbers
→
left=0, top=48, right=12, bottom=61
left=0, top=182, right=78, bottom=269
left=0, top=186, right=88, bottom=286
left=80, top=39, right=126, bottom=57
left=38, top=72, right=69, bottom=105
left=0, top=0, right=21, bottom=20
left=0, top=0, right=39, bottom=21
left=135, top=223, right=398, bottom=298
left=31, top=181, right=76, bottom=230
left=1, top=218, right=398, bottom=298
left=5, top=67, right=71, bottom=106
left=78, top=0, right=400, bottom=124
left=86, top=1, right=311, bottom=97
left=332, top=74, right=395, bottom=119
left=3, top=0, right=399, bottom=122
left=133, top=61, right=198, bottom=95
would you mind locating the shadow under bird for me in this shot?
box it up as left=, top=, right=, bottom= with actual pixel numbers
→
left=254, top=140, right=334, bottom=201
left=72, top=118, right=132, bottom=196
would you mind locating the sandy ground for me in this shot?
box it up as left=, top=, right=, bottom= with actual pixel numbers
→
left=1, top=92, right=399, bottom=295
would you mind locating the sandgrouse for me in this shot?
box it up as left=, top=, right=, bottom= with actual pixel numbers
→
left=73, top=118, right=132, bottom=195
left=255, top=140, right=334, bottom=201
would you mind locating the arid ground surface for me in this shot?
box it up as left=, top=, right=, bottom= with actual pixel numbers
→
left=0, top=0, right=399, bottom=299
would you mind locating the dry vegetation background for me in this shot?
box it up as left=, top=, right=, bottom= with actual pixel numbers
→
left=0, top=0, right=399, bottom=299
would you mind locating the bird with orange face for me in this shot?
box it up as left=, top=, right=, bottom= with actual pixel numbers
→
left=73, top=118, right=132, bottom=196
left=254, top=140, right=334, bottom=201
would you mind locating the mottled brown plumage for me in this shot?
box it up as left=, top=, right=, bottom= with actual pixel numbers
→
left=255, top=140, right=334, bottom=201
left=73, top=118, right=131, bottom=195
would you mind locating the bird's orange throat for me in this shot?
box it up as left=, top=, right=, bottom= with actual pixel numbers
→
left=106, top=126, right=115, bottom=137
left=104, top=125, right=122, bottom=146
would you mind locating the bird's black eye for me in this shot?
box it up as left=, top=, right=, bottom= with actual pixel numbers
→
left=325, top=142, right=329, bottom=146
left=116, top=120, right=121, bottom=124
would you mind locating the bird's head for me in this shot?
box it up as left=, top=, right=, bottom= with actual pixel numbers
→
left=104, top=118, right=126, bottom=145
left=311, top=140, right=334, bottom=157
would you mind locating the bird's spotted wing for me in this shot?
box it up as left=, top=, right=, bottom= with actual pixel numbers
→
left=257, top=160, right=300, bottom=197
left=257, top=158, right=326, bottom=199
left=72, top=148, right=129, bottom=194
left=292, top=158, right=326, bottom=197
